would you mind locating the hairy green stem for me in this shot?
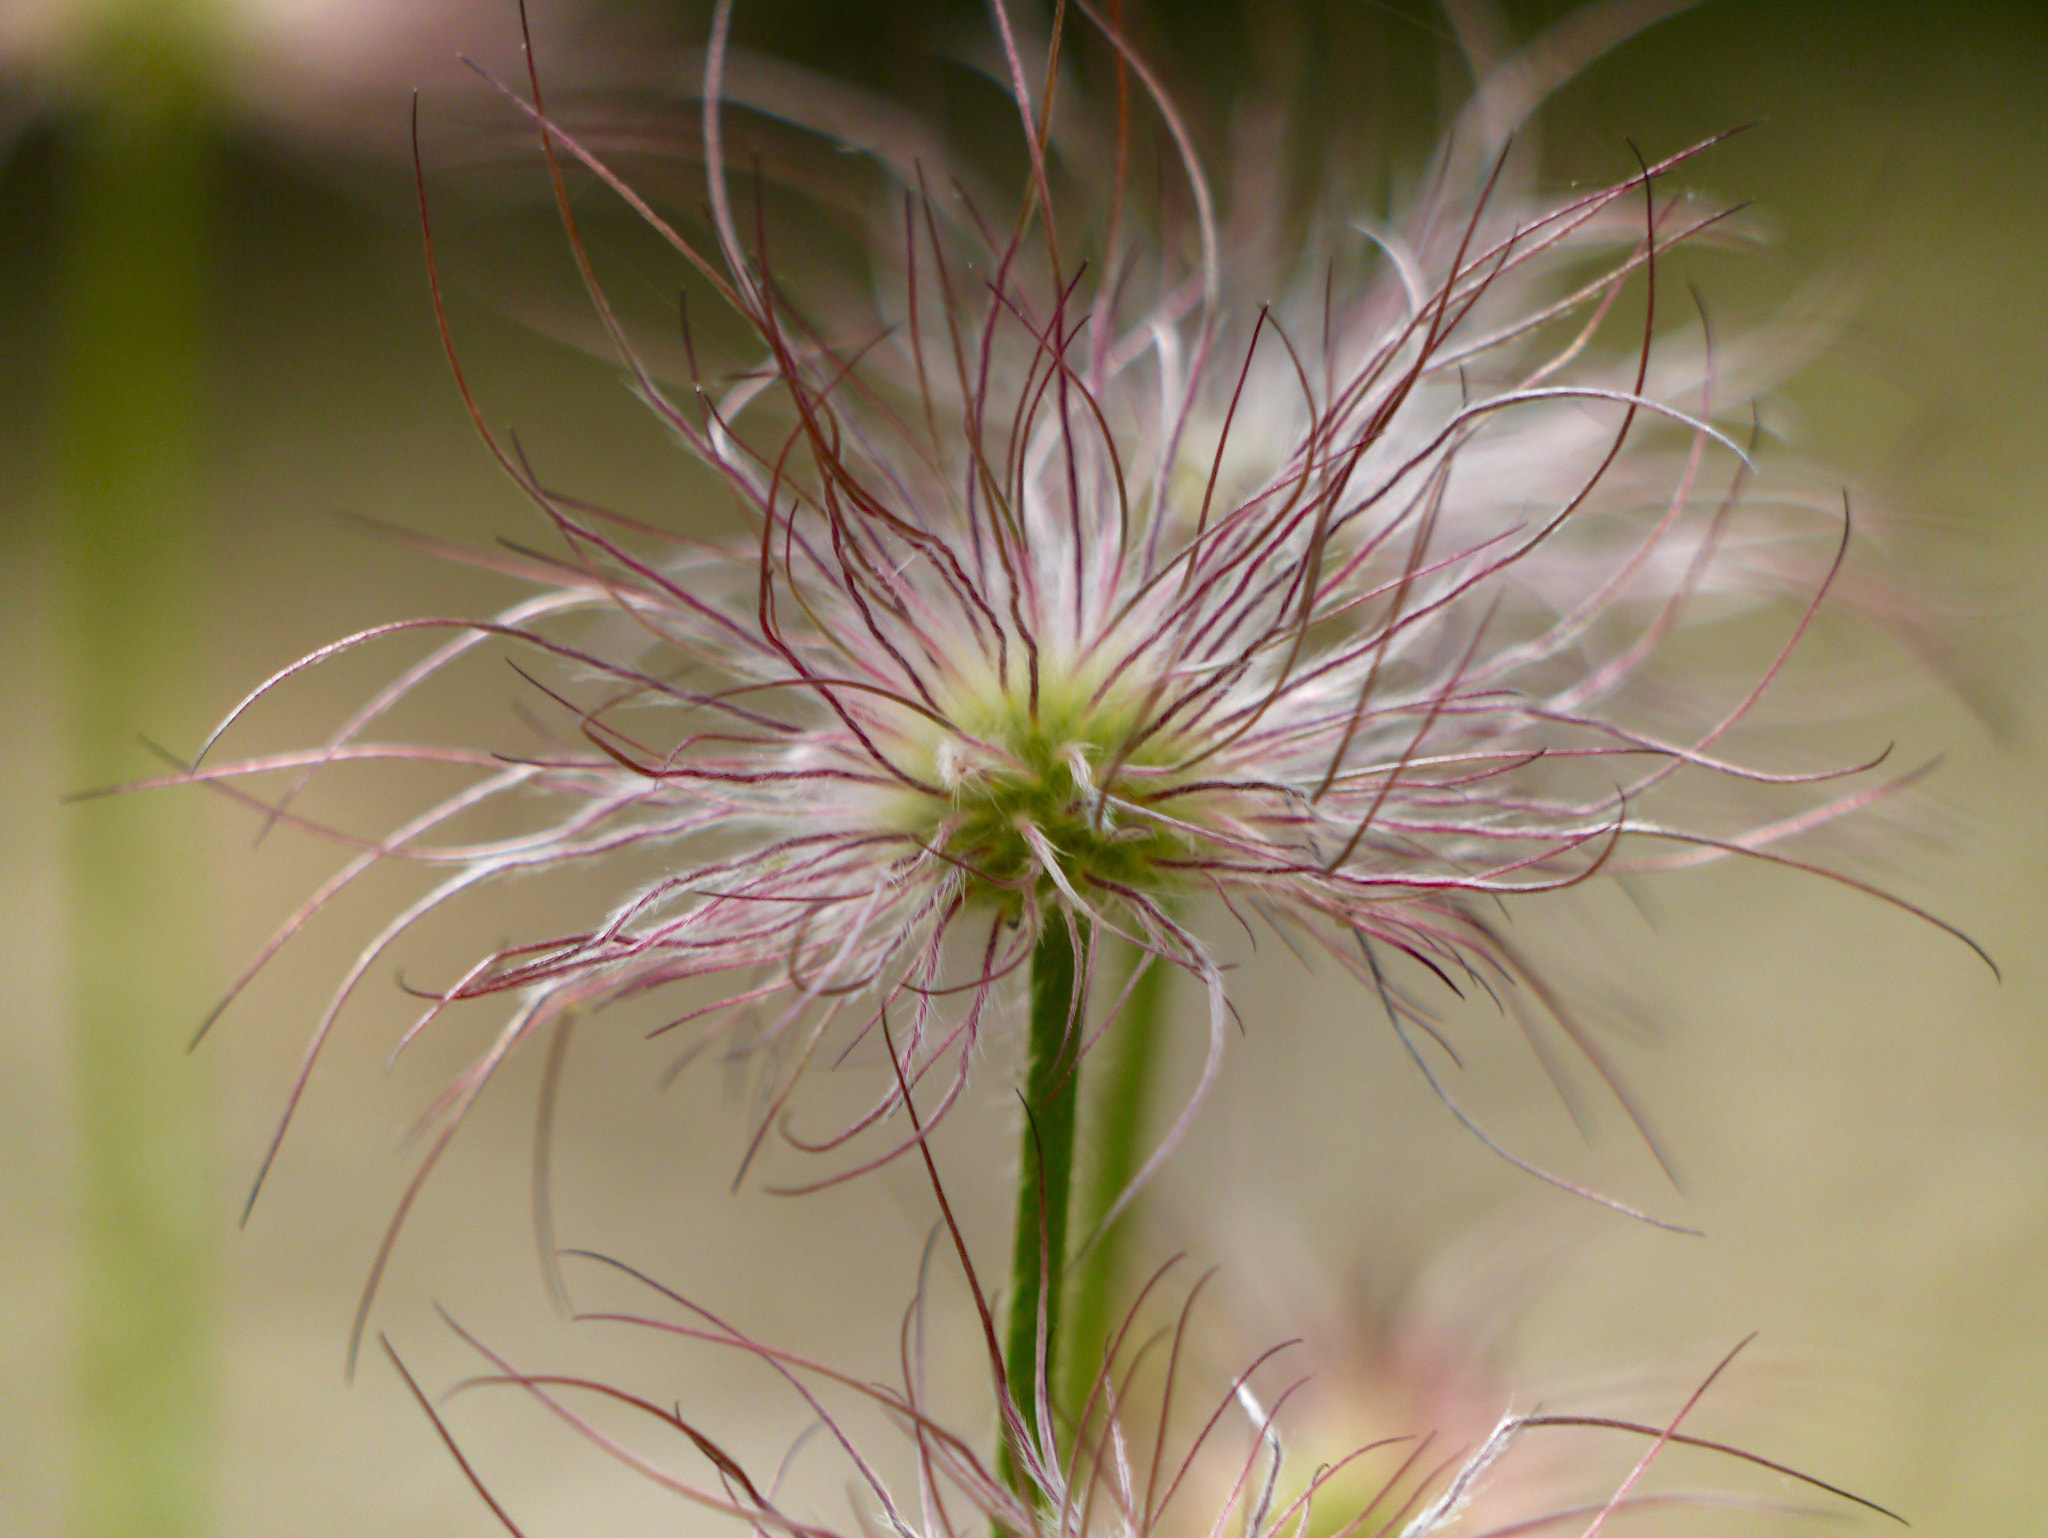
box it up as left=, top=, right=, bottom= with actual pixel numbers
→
left=1061, top=943, right=1168, bottom=1414
left=57, top=55, right=217, bottom=1538
left=998, top=913, right=1089, bottom=1504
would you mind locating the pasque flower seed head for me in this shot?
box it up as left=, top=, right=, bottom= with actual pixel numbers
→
left=166, top=0, right=1984, bottom=1329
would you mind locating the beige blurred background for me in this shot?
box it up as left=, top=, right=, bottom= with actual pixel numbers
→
left=4, top=1, right=2044, bottom=1534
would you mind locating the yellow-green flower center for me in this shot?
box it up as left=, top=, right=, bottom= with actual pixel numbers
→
left=900, top=681, right=1199, bottom=903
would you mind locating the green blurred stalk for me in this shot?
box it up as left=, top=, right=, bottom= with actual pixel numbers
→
left=1061, top=940, right=1168, bottom=1414
left=997, top=915, right=1088, bottom=1508
left=997, top=924, right=1172, bottom=1517
left=55, top=49, right=218, bottom=1538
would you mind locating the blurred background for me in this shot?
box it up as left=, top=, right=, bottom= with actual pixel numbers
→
left=4, top=1, right=2043, bottom=1534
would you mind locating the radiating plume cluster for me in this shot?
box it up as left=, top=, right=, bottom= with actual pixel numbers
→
left=180, top=0, right=1932, bottom=1208
left=395, top=1252, right=1902, bottom=1538
left=159, top=6, right=1976, bottom=1532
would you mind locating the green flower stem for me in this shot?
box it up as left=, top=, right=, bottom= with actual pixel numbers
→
left=998, top=912, right=1089, bottom=1504
left=56, top=59, right=217, bottom=1538
left=1061, top=941, right=1168, bottom=1414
